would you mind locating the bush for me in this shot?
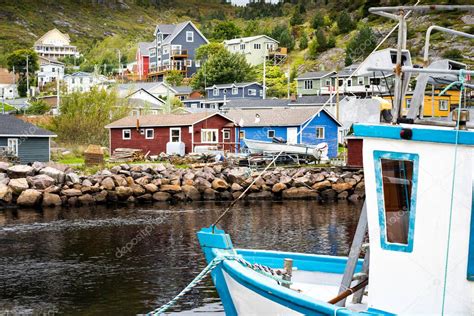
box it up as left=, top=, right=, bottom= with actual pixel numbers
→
left=442, top=49, right=463, bottom=61
left=25, top=100, right=51, bottom=115
left=311, top=13, right=324, bottom=29
left=299, top=32, right=309, bottom=50
left=336, top=11, right=355, bottom=34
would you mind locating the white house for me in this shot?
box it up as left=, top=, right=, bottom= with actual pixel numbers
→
left=63, top=72, right=107, bottom=93
left=0, top=68, right=18, bottom=100
left=37, top=57, right=65, bottom=89
left=223, top=35, right=284, bottom=66
left=226, top=0, right=282, bottom=6
left=33, top=28, right=80, bottom=60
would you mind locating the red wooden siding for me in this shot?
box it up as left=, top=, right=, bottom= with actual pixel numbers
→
left=193, top=115, right=237, bottom=153
left=346, top=138, right=363, bottom=168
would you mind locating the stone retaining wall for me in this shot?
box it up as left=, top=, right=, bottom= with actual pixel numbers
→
left=0, top=162, right=365, bottom=208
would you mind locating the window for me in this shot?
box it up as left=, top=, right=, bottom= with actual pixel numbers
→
left=122, top=129, right=131, bottom=140
left=195, top=60, right=201, bottom=67
left=358, top=77, right=364, bottom=85
left=315, top=127, right=325, bottom=139
left=439, top=100, right=448, bottom=111
left=347, top=79, right=352, bottom=87
left=170, top=128, right=181, bottom=143
left=374, top=151, right=418, bottom=253
left=145, top=128, right=154, bottom=139
left=248, top=89, right=256, bottom=96
left=223, top=88, right=227, bottom=95
left=186, top=31, right=194, bottom=42
left=7, top=138, right=18, bottom=156
left=223, top=129, right=231, bottom=140
left=325, top=79, right=331, bottom=86
left=240, top=44, right=246, bottom=50
left=370, top=78, right=381, bottom=85
left=406, top=99, right=411, bottom=109
left=267, top=130, right=275, bottom=138
left=186, top=59, right=192, bottom=67
left=163, top=46, right=169, bottom=55
left=254, top=43, right=261, bottom=50
left=52, top=67, right=55, bottom=72
left=239, top=130, right=245, bottom=139
left=232, top=87, right=238, bottom=95
left=201, top=129, right=218, bottom=143
left=41, top=67, right=44, bottom=72
left=338, top=79, right=344, bottom=87
left=304, top=80, right=313, bottom=90
left=213, top=87, right=219, bottom=96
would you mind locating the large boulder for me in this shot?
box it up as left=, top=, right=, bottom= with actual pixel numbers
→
left=279, top=175, right=293, bottom=185
left=143, top=183, right=158, bottom=193
left=227, top=168, right=249, bottom=184
left=271, top=183, right=287, bottom=193
left=7, top=165, right=35, bottom=179
left=194, top=178, right=212, bottom=192
left=116, top=186, right=133, bottom=199
left=131, top=184, right=146, bottom=196
left=62, top=188, right=82, bottom=197
left=0, top=162, right=10, bottom=173
left=332, top=182, right=353, bottom=193
left=8, top=178, right=29, bottom=194
left=94, top=190, right=108, bottom=203
left=27, top=174, right=55, bottom=190
left=312, top=180, right=332, bottom=191
left=0, top=173, right=9, bottom=185
left=182, top=185, right=201, bottom=201
left=39, top=167, right=65, bottom=184
left=66, top=173, right=81, bottom=184
left=282, top=187, right=319, bottom=200
left=153, top=192, right=171, bottom=201
left=101, top=177, right=115, bottom=190
left=247, top=191, right=272, bottom=200
left=17, top=189, right=42, bottom=207
left=78, top=194, right=95, bottom=205
left=231, top=183, right=243, bottom=192
left=160, top=184, right=181, bottom=193
left=42, top=193, right=62, bottom=207
left=293, top=177, right=312, bottom=187
left=203, top=188, right=217, bottom=200
left=113, top=175, right=128, bottom=187
left=0, top=183, right=12, bottom=203
left=211, top=178, right=229, bottom=191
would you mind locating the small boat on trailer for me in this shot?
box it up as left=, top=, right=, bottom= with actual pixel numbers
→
left=243, top=139, right=329, bottom=160
left=195, top=5, right=474, bottom=316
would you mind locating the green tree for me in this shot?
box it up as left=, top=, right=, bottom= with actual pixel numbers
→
left=299, top=32, right=309, bottom=50
left=271, top=25, right=295, bottom=52
left=165, top=70, right=184, bottom=86
left=316, top=29, right=328, bottom=52
left=256, top=63, right=295, bottom=98
left=25, top=100, right=51, bottom=115
left=6, top=49, right=39, bottom=97
left=308, top=40, right=319, bottom=59
left=212, top=21, right=241, bottom=41
left=442, top=49, right=463, bottom=61
left=290, top=8, right=304, bottom=26
left=191, top=49, right=256, bottom=90
left=243, top=20, right=259, bottom=37
left=51, top=88, right=130, bottom=145
left=311, top=12, right=324, bottom=29
left=345, top=26, right=377, bottom=66
left=195, top=42, right=227, bottom=61
left=337, top=11, right=355, bottom=34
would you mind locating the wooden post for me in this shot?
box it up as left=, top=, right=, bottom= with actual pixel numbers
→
left=282, top=258, right=293, bottom=288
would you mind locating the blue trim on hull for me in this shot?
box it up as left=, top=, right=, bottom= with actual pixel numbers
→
left=353, top=124, right=474, bottom=146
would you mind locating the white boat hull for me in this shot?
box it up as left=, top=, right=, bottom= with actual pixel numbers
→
left=243, top=139, right=328, bottom=159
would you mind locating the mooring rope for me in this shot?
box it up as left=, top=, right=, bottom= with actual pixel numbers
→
left=147, top=255, right=291, bottom=315
left=441, top=69, right=466, bottom=315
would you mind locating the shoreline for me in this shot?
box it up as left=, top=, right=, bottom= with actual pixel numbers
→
left=0, top=161, right=364, bottom=209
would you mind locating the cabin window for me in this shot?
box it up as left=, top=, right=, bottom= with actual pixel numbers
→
left=213, top=88, right=219, bottom=96
left=170, top=128, right=181, bottom=143
left=358, top=77, right=364, bottom=85
left=325, top=79, right=331, bottom=86
left=267, top=130, right=275, bottom=138
left=347, top=79, right=352, bottom=87
left=439, top=100, right=448, bottom=111
left=304, top=80, right=313, bottom=90
left=315, top=127, right=325, bottom=139
left=223, top=129, right=231, bottom=140
left=232, top=87, right=238, bottom=95
left=370, top=78, right=381, bottom=85
left=239, top=130, right=245, bottom=139
left=145, top=129, right=154, bottom=139
left=374, top=151, right=419, bottom=253
left=338, top=79, right=344, bottom=87
left=240, top=44, right=246, bottom=50
left=406, top=99, right=411, bottom=109
left=201, top=129, right=218, bottom=143
left=186, top=59, right=192, bottom=67
left=186, top=31, right=194, bottom=42
left=254, top=43, right=261, bottom=50
left=7, top=138, right=18, bottom=156
left=195, top=60, right=201, bottom=67
left=248, top=89, right=256, bottom=96
left=122, top=129, right=131, bottom=140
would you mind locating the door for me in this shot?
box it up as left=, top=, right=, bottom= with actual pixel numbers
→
left=287, top=128, right=298, bottom=144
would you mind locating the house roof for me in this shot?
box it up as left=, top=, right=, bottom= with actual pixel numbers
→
left=126, top=88, right=166, bottom=104
left=138, top=42, right=153, bottom=55
left=63, top=71, right=94, bottom=78
left=297, top=71, right=336, bottom=80
left=0, top=68, right=17, bottom=85
left=222, top=95, right=333, bottom=109
left=39, top=56, right=65, bottom=66
left=0, top=115, right=56, bottom=137
left=117, top=82, right=161, bottom=92
left=155, top=24, right=177, bottom=35
left=206, top=82, right=262, bottom=90
left=223, top=35, right=279, bottom=45
left=105, top=112, right=234, bottom=128
left=226, top=107, right=341, bottom=127
left=155, top=21, right=209, bottom=45
left=172, top=85, right=193, bottom=94
left=34, top=28, right=71, bottom=46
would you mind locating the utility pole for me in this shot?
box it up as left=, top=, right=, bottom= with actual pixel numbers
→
left=56, top=77, right=60, bottom=114
left=117, top=49, right=122, bottom=81
left=263, top=51, right=266, bottom=100
left=26, top=54, right=30, bottom=99
left=336, top=74, right=340, bottom=121
left=287, top=63, right=291, bottom=99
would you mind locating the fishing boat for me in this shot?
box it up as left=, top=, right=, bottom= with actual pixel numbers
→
left=193, top=5, right=474, bottom=316
left=243, top=138, right=329, bottom=159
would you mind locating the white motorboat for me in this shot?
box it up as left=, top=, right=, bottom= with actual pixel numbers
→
left=243, top=138, right=329, bottom=159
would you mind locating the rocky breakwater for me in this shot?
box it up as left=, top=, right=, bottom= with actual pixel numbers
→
left=0, top=161, right=364, bottom=208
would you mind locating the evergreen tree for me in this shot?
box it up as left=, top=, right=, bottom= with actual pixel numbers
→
left=290, top=8, right=304, bottom=26
left=311, top=12, right=324, bottom=29
left=337, top=11, right=355, bottom=34
left=212, top=21, right=241, bottom=41
left=316, top=29, right=328, bottom=52
left=299, top=32, right=308, bottom=50
left=6, top=49, right=39, bottom=97
left=345, top=26, right=377, bottom=66
left=271, top=25, right=295, bottom=52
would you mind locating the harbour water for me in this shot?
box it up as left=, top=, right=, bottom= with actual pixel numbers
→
left=0, top=201, right=361, bottom=315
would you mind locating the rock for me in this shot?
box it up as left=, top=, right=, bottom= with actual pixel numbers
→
left=94, top=190, right=108, bottom=203
left=42, top=193, right=62, bottom=207
left=27, top=174, right=55, bottom=190
left=45, top=185, right=61, bottom=194
left=338, top=191, right=349, bottom=200
left=354, top=181, right=365, bottom=195
left=194, top=178, right=212, bottom=192
left=110, top=165, right=122, bottom=174
left=312, top=173, right=325, bottom=182
left=66, top=173, right=81, bottom=184
left=182, top=185, right=201, bottom=200
left=353, top=175, right=363, bottom=183
left=7, top=165, right=35, bottom=178
left=321, top=189, right=337, bottom=200
left=227, top=168, right=249, bottom=184
left=348, top=194, right=361, bottom=203
left=0, top=173, right=9, bottom=185
left=344, top=178, right=357, bottom=186
left=113, top=175, right=128, bottom=187
left=17, top=189, right=42, bottom=207
left=82, top=179, right=93, bottom=187
left=183, top=173, right=195, bottom=181
left=294, top=177, right=311, bottom=187
left=135, top=176, right=150, bottom=186
left=78, top=194, right=95, bottom=205
left=101, top=169, right=113, bottom=176
left=62, top=189, right=82, bottom=197
left=68, top=196, right=78, bottom=206
left=153, top=192, right=171, bottom=201
left=231, top=183, right=243, bottom=192
left=203, top=188, right=217, bottom=200
left=332, top=182, right=353, bottom=193
left=247, top=191, right=272, bottom=200
left=39, top=167, right=65, bottom=184
left=101, top=177, right=115, bottom=190
left=212, top=179, right=229, bottom=191
left=137, top=193, right=153, bottom=202
left=219, top=191, right=233, bottom=200
left=282, top=187, right=319, bottom=200
left=81, top=185, right=98, bottom=194
left=312, top=180, right=331, bottom=191
left=116, top=186, right=133, bottom=199
left=144, top=183, right=158, bottom=193
left=0, top=162, right=10, bottom=172
left=279, top=175, right=293, bottom=185
left=8, top=178, right=29, bottom=194
left=160, top=184, right=181, bottom=193
left=154, top=163, right=167, bottom=172
left=272, top=183, right=287, bottom=193
left=131, top=184, right=146, bottom=196
left=0, top=184, right=12, bottom=203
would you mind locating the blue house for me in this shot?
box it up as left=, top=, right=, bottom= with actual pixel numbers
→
left=226, top=107, right=342, bottom=158
left=0, top=115, right=56, bottom=163
left=148, top=21, right=209, bottom=82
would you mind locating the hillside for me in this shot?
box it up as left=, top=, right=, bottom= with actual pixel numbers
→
left=0, top=0, right=472, bottom=72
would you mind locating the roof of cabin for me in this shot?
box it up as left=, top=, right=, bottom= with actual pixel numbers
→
left=0, top=68, right=17, bottom=85
left=105, top=112, right=234, bottom=128
left=222, top=95, right=332, bottom=109
left=138, top=42, right=153, bottom=55
left=155, top=21, right=209, bottom=45
left=297, top=71, right=336, bottom=80
left=206, top=82, right=262, bottom=90
left=223, top=35, right=279, bottom=45
left=0, top=115, right=56, bottom=137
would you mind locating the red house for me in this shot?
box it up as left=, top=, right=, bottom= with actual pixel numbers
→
left=105, top=112, right=238, bottom=155
left=135, top=42, right=152, bottom=80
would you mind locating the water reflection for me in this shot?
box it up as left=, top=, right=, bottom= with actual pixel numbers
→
left=0, top=201, right=361, bottom=315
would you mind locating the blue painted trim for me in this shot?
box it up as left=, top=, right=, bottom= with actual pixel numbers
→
left=373, top=151, right=419, bottom=253
left=468, top=185, right=474, bottom=281
left=353, top=124, right=474, bottom=146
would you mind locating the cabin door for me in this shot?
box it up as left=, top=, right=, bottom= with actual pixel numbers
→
left=287, top=127, right=298, bottom=144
